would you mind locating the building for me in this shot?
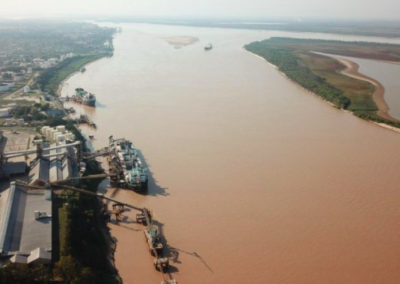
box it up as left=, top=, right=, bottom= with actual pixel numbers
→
left=24, top=86, right=31, bottom=93
left=3, top=118, right=24, bottom=126
left=3, top=81, right=14, bottom=88
left=0, top=182, right=52, bottom=264
left=0, top=84, right=9, bottom=93
left=0, top=139, right=79, bottom=265
left=0, top=108, right=10, bottom=118
left=13, top=73, right=25, bottom=82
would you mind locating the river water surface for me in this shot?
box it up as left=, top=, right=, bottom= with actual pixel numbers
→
left=62, top=24, right=400, bottom=284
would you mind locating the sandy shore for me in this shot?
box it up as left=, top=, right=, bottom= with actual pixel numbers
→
left=333, top=56, right=395, bottom=120
left=246, top=49, right=400, bottom=132
left=162, top=36, right=199, bottom=48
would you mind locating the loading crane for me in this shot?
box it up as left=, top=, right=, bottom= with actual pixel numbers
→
left=15, top=176, right=177, bottom=284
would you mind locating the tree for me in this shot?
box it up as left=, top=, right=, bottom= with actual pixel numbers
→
left=75, top=267, right=97, bottom=284
left=53, top=256, right=79, bottom=284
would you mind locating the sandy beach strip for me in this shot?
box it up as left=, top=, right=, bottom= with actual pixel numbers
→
left=329, top=56, right=396, bottom=121
left=162, top=36, right=199, bottom=48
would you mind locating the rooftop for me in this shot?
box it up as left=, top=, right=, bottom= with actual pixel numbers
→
left=0, top=183, right=52, bottom=257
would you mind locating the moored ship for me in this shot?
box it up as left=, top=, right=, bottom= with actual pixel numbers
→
left=75, top=88, right=96, bottom=106
left=109, top=136, right=149, bottom=192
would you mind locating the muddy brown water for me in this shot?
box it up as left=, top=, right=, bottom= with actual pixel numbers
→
left=62, top=24, right=400, bottom=284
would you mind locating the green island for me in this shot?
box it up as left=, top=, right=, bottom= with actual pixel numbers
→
left=244, top=37, right=400, bottom=128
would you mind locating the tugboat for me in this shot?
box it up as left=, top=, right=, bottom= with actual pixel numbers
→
left=75, top=88, right=96, bottom=106
left=80, top=67, right=86, bottom=73
left=204, top=43, right=213, bottom=51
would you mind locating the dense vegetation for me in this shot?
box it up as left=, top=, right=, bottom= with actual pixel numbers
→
left=245, top=41, right=351, bottom=109
left=52, top=127, right=119, bottom=284
left=245, top=38, right=400, bottom=128
left=0, top=263, right=51, bottom=284
left=36, top=55, right=104, bottom=95
left=13, top=104, right=49, bottom=122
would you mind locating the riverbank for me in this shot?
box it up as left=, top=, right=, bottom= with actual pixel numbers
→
left=37, top=54, right=108, bottom=96
left=333, top=56, right=394, bottom=120
left=56, top=55, right=108, bottom=97
left=244, top=37, right=400, bottom=130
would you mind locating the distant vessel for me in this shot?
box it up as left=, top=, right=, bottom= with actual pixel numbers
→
left=204, top=43, right=213, bottom=51
left=75, top=88, right=96, bottom=106
left=80, top=67, right=86, bottom=73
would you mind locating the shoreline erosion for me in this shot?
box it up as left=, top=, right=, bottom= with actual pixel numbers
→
left=245, top=48, right=400, bottom=133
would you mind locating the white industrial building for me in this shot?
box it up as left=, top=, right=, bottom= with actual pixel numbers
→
left=0, top=182, right=52, bottom=265
left=41, top=125, right=75, bottom=142
left=0, top=138, right=80, bottom=265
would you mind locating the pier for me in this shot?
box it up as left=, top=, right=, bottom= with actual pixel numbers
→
left=75, top=114, right=97, bottom=128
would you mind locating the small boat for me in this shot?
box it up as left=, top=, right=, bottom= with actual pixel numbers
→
left=89, top=135, right=94, bottom=139
left=204, top=43, right=213, bottom=51
left=80, top=67, right=86, bottom=73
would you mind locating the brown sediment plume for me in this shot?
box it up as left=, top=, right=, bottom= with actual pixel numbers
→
left=334, top=57, right=395, bottom=120
left=62, top=26, right=400, bottom=284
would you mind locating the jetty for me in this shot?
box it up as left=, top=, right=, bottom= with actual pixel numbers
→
left=75, top=114, right=97, bottom=128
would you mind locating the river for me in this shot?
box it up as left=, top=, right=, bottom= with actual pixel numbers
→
left=62, top=23, right=400, bottom=284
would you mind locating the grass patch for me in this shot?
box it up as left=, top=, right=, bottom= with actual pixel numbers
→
left=37, top=54, right=106, bottom=95
left=297, top=52, right=378, bottom=111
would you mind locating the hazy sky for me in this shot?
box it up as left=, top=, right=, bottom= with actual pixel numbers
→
left=0, top=0, right=399, bottom=20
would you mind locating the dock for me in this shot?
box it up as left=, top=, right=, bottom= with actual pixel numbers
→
left=75, top=114, right=97, bottom=128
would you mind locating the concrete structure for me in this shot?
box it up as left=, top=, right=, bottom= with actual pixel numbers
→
left=0, top=108, right=10, bottom=118
left=5, top=103, right=17, bottom=110
left=0, top=84, right=9, bottom=92
left=41, top=126, right=75, bottom=142
left=0, top=183, right=52, bottom=263
left=4, top=81, right=14, bottom=88
left=13, top=73, right=24, bottom=82
left=24, top=86, right=31, bottom=93
left=3, top=118, right=25, bottom=126
left=17, top=119, right=24, bottom=126
left=4, top=119, right=14, bottom=126
left=56, top=125, right=66, bottom=133
left=0, top=139, right=79, bottom=264
left=1, top=162, right=26, bottom=177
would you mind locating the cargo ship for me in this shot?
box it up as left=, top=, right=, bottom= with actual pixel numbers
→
left=75, top=88, right=96, bottom=106
left=109, top=136, right=148, bottom=192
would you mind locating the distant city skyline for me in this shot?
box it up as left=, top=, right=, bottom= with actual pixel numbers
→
left=0, top=0, right=399, bottom=21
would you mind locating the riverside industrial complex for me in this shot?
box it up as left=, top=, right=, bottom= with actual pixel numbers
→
left=0, top=127, right=79, bottom=265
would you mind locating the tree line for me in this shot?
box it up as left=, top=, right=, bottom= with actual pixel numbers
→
left=245, top=41, right=351, bottom=109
